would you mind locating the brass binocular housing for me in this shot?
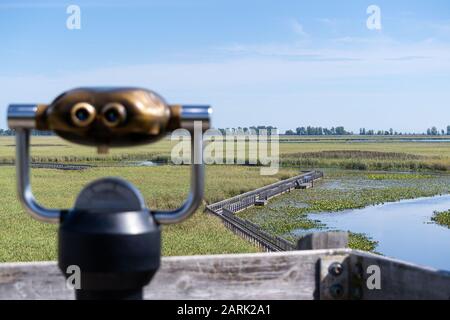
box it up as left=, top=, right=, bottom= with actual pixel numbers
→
left=8, top=87, right=211, bottom=149
left=7, top=87, right=211, bottom=224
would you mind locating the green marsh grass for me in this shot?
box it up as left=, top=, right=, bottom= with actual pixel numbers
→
left=2, top=136, right=450, bottom=172
left=0, top=165, right=298, bottom=262
left=431, top=210, right=450, bottom=229
left=2, top=135, right=450, bottom=260
left=238, top=170, right=450, bottom=252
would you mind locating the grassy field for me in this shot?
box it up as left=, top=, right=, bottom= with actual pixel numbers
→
left=279, top=140, right=450, bottom=172
left=0, top=136, right=174, bottom=163
left=1, top=135, right=450, bottom=261
left=0, top=164, right=298, bottom=262
left=2, top=135, right=450, bottom=172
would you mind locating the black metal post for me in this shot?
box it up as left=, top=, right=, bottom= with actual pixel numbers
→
left=58, top=178, right=161, bottom=300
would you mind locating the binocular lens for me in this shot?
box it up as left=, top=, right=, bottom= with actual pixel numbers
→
left=75, top=108, right=89, bottom=122
left=71, top=103, right=96, bottom=127
left=105, top=109, right=119, bottom=123
left=102, top=103, right=126, bottom=127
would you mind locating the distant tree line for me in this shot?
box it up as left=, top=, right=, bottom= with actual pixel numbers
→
left=217, top=126, right=278, bottom=135
left=283, top=126, right=450, bottom=136
left=2, top=125, right=450, bottom=136
left=358, top=126, right=450, bottom=136
left=285, top=126, right=352, bottom=136
left=425, top=126, right=450, bottom=136
left=0, top=129, right=14, bottom=136
left=0, top=129, right=53, bottom=136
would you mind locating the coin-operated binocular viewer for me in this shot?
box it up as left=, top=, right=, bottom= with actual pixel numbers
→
left=8, top=88, right=211, bottom=300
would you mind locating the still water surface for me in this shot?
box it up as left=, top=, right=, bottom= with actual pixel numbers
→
left=302, top=194, right=450, bottom=270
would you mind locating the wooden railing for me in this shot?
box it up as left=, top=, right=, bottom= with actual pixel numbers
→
left=2, top=245, right=450, bottom=300
left=221, top=208, right=295, bottom=251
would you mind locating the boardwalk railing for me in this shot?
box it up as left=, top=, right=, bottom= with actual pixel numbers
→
left=3, top=248, right=450, bottom=300
left=206, top=171, right=323, bottom=251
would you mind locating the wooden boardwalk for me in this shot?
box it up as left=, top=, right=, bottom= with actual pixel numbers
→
left=206, top=171, right=323, bottom=251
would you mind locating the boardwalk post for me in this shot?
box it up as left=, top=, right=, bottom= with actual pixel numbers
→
left=297, top=232, right=349, bottom=250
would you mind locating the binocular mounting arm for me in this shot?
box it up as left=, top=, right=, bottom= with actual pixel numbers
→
left=153, top=126, right=204, bottom=224
left=16, top=127, right=62, bottom=223
left=8, top=93, right=210, bottom=225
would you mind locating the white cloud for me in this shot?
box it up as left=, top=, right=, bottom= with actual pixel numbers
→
left=289, top=19, right=309, bottom=38
left=331, top=35, right=396, bottom=46
left=317, top=18, right=339, bottom=34
left=430, top=20, right=450, bottom=36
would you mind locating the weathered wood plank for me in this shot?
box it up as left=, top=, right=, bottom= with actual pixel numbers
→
left=1, top=249, right=450, bottom=300
left=319, top=250, right=450, bottom=300
left=0, top=261, right=68, bottom=300
left=349, top=251, right=450, bottom=300
left=0, top=250, right=340, bottom=300
left=145, top=251, right=323, bottom=300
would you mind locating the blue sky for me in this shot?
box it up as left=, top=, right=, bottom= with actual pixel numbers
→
left=1, top=0, right=450, bottom=132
